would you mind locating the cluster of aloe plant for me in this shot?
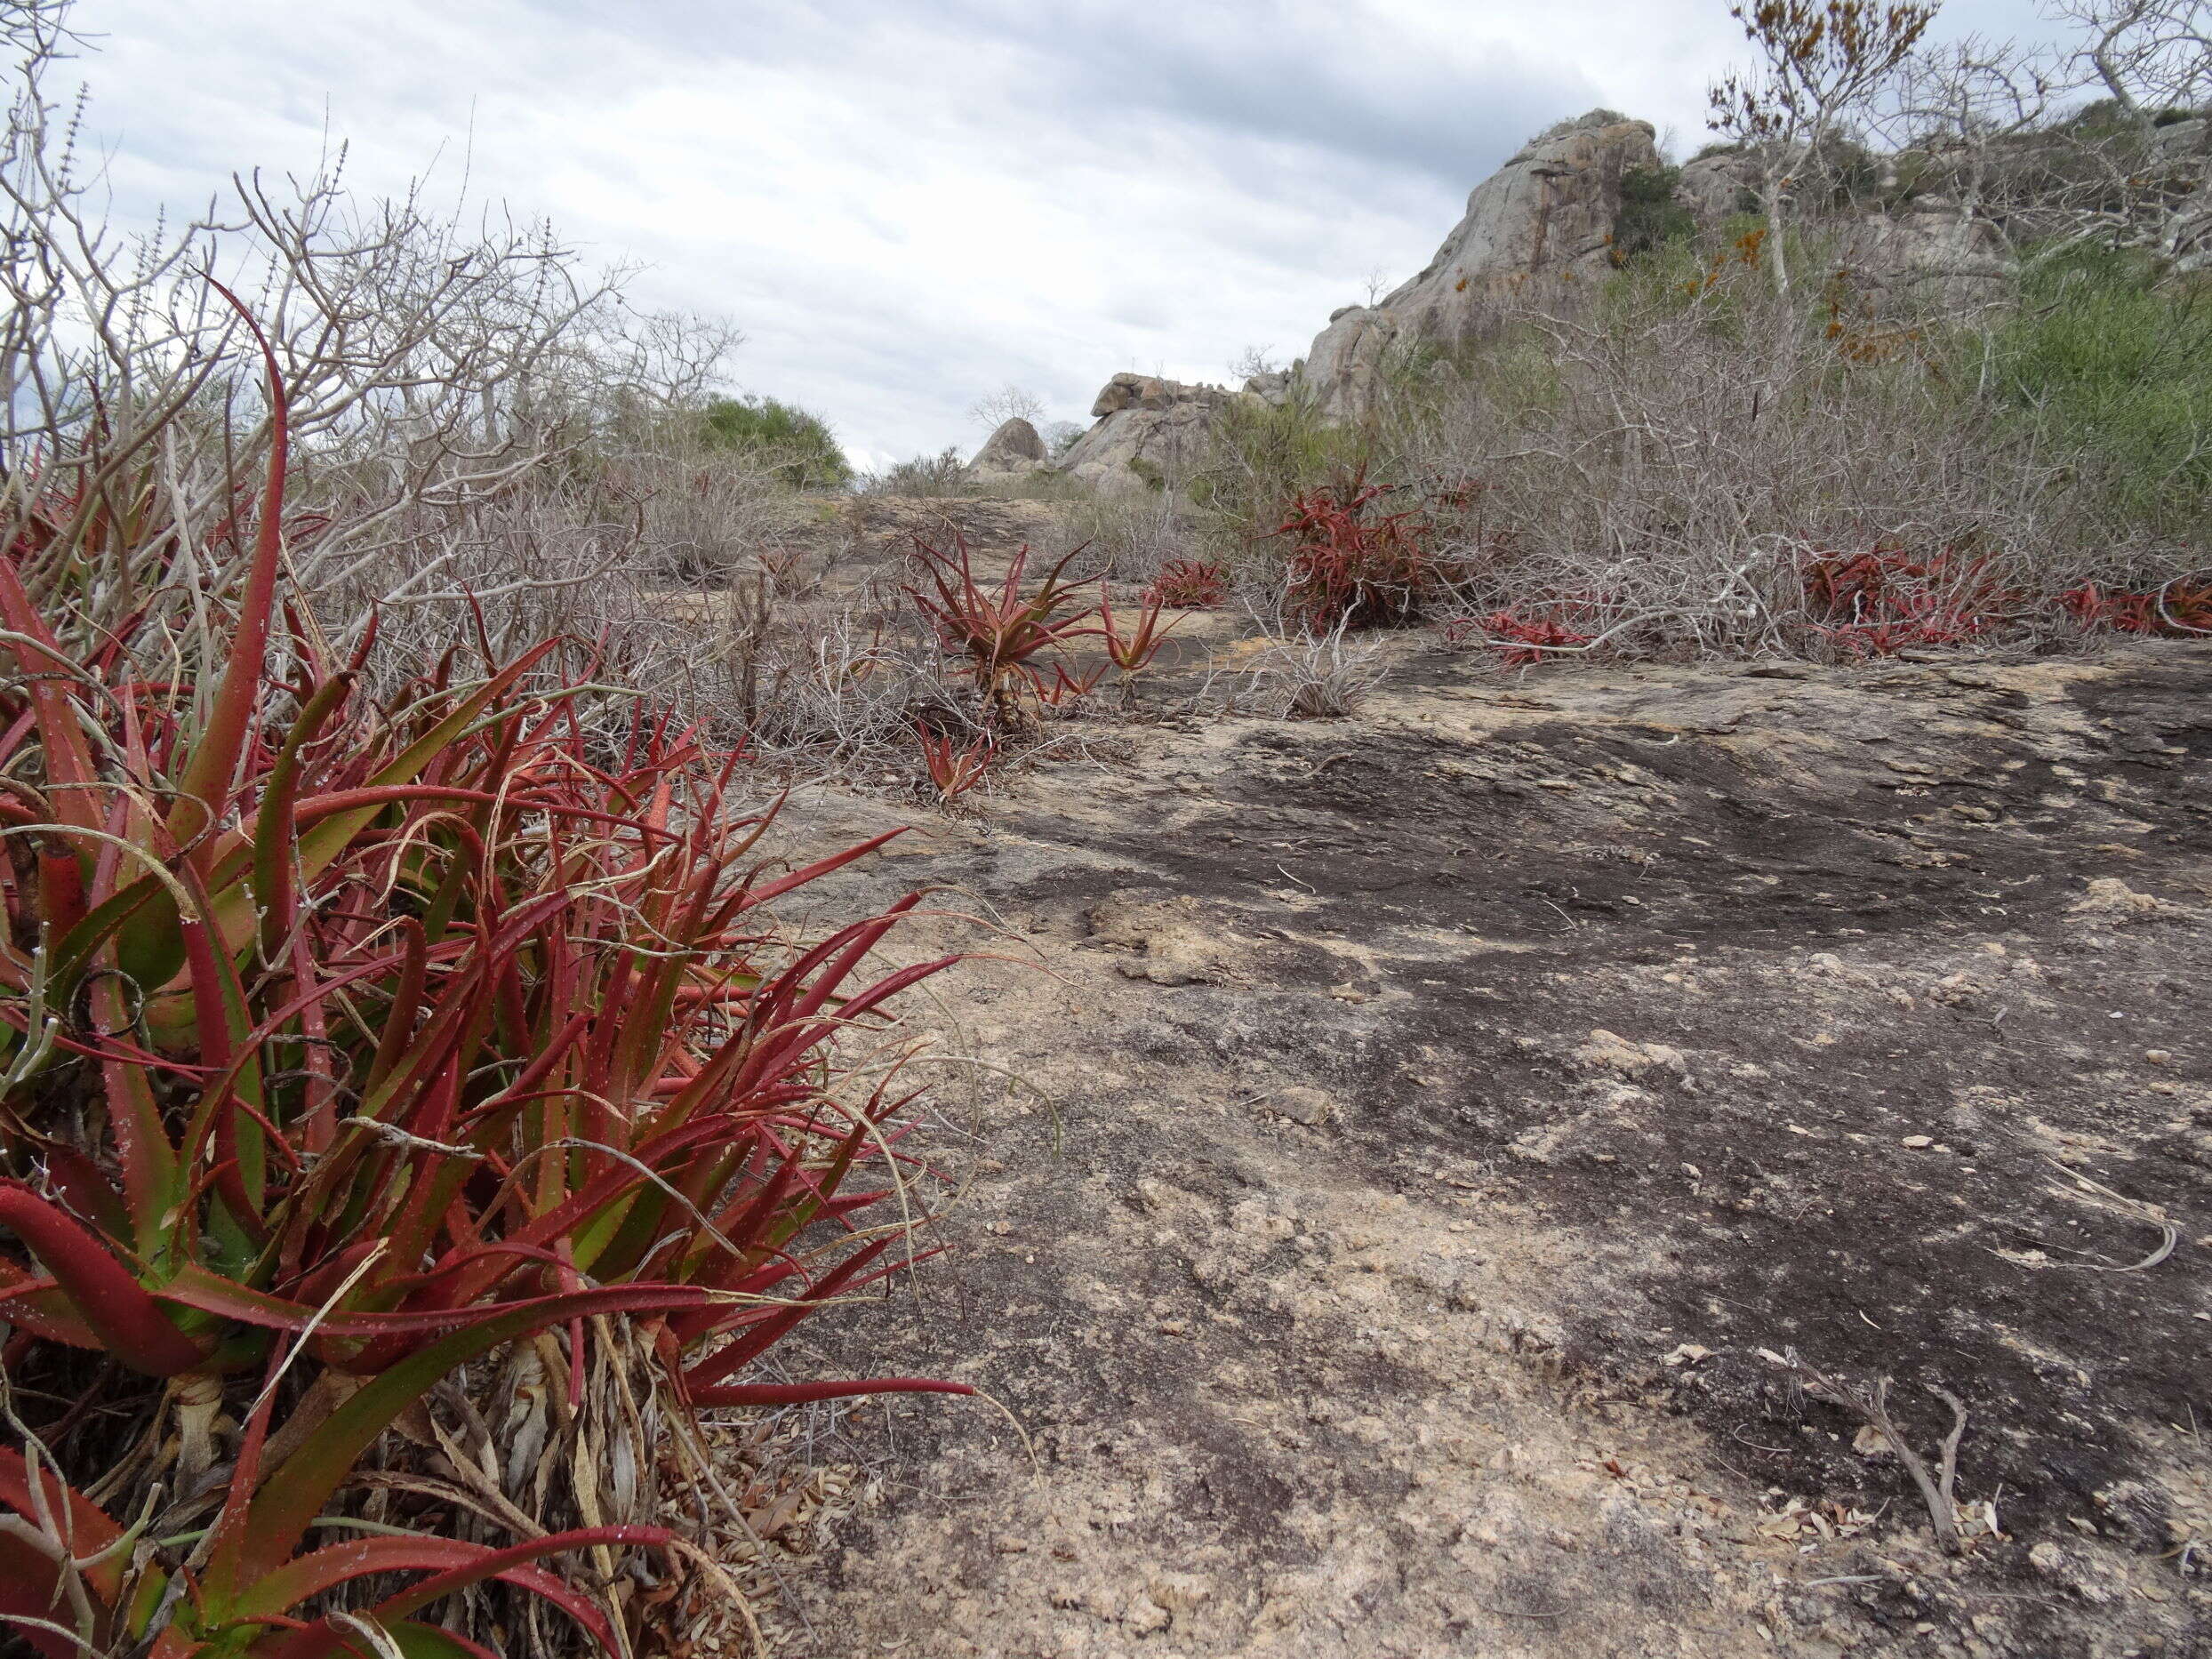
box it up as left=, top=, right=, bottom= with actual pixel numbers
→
left=902, top=534, right=1176, bottom=800
left=0, top=309, right=962, bottom=1654
left=1266, top=469, right=1448, bottom=634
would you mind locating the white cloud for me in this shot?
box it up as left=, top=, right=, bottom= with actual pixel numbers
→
left=65, top=0, right=2061, bottom=471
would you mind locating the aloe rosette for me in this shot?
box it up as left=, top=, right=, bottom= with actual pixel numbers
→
left=1, top=293, right=966, bottom=1653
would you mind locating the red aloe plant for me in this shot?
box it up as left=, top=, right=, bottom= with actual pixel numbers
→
left=1034, top=660, right=1108, bottom=709
left=1096, top=584, right=1178, bottom=674
left=4, top=1371, right=682, bottom=1658
left=2060, top=577, right=2212, bottom=636
left=1447, top=606, right=1599, bottom=667
left=1, top=290, right=968, bottom=1654
left=904, top=534, right=1098, bottom=725
left=1142, top=558, right=1229, bottom=609
left=1800, top=541, right=2007, bottom=657
left=1267, top=469, right=1441, bottom=633
left=916, top=725, right=997, bottom=799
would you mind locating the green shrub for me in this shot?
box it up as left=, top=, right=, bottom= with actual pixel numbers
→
left=699, top=393, right=854, bottom=489
left=1191, top=393, right=1376, bottom=526
left=1815, top=134, right=1883, bottom=210
left=1979, top=244, right=2212, bottom=536
left=2056, top=97, right=2200, bottom=139
left=1613, top=164, right=1697, bottom=260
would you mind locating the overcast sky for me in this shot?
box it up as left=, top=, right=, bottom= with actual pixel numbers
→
left=72, top=0, right=2059, bottom=470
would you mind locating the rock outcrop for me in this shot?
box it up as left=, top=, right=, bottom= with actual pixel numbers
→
left=1054, top=373, right=1238, bottom=496
left=1679, top=143, right=2013, bottom=309
left=964, top=416, right=1051, bottom=481
left=2153, top=116, right=2208, bottom=166
left=1374, top=109, right=1660, bottom=331
left=1676, top=148, right=1760, bottom=228
left=1841, top=197, right=2012, bottom=309
left=1241, top=367, right=1294, bottom=408
left=1048, top=100, right=2200, bottom=482
left=1045, top=112, right=1663, bottom=460
left=1297, top=110, right=1661, bottom=418
left=1297, top=305, right=1402, bottom=425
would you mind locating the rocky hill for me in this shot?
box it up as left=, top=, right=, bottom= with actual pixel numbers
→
left=974, top=105, right=2209, bottom=497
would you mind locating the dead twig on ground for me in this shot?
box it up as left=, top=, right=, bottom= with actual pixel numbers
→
left=1775, top=1350, right=1970, bottom=1554
left=2040, top=1163, right=2180, bottom=1272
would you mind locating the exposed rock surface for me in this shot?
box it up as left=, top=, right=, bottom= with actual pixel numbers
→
left=1083, top=888, right=1245, bottom=985
left=1679, top=145, right=2013, bottom=309
left=1373, top=109, right=1659, bottom=333
left=768, top=632, right=2212, bottom=1658
left=1677, top=147, right=1760, bottom=228
left=1241, top=367, right=1294, bottom=407
left=1841, top=198, right=2013, bottom=309
left=1299, top=110, right=1660, bottom=419
left=1055, top=373, right=1238, bottom=496
left=1297, top=303, right=1403, bottom=425
left=2154, top=116, right=2208, bottom=161
left=964, top=415, right=1050, bottom=480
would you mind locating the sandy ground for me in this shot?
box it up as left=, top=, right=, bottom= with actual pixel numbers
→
left=716, top=632, right=2212, bottom=1659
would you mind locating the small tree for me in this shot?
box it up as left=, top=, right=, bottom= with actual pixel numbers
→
left=966, top=382, right=1047, bottom=433
left=2047, top=0, right=2211, bottom=264
left=1875, top=36, right=2061, bottom=237
left=1708, top=0, right=1941, bottom=293
left=2056, top=0, right=2210, bottom=136
left=1229, top=344, right=1281, bottom=382
left=1871, top=4, right=2209, bottom=268
left=698, top=394, right=854, bottom=489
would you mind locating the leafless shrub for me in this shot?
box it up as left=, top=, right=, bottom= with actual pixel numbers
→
left=0, top=0, right=831, bottom=762
left=1878, top=37, right=2066, bottom=231
left=0, top=0, right=1006, bottom=813
left=742, top=601, right=970, bottom=760
left=1380, top=260, right=2145, bottom=662
left=2056, top=0, right=2212, bottom=140
left=1228, top=346, right=1282, bottom=381
left=1061, top=488, right=1198, bottom=582
left=1222, top=589, right=1390, bottom=717
left=334, top=460, right=801, bottom=726
left=860, top=447, right=977, bottom=496
left=964, top=466, right=1087, bottom=504
left=2, top=0, right=1010, bottom=787
left=2050, top=0, right=2209, bottom=268
left=1870, top=3, right=2211, bottom=267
